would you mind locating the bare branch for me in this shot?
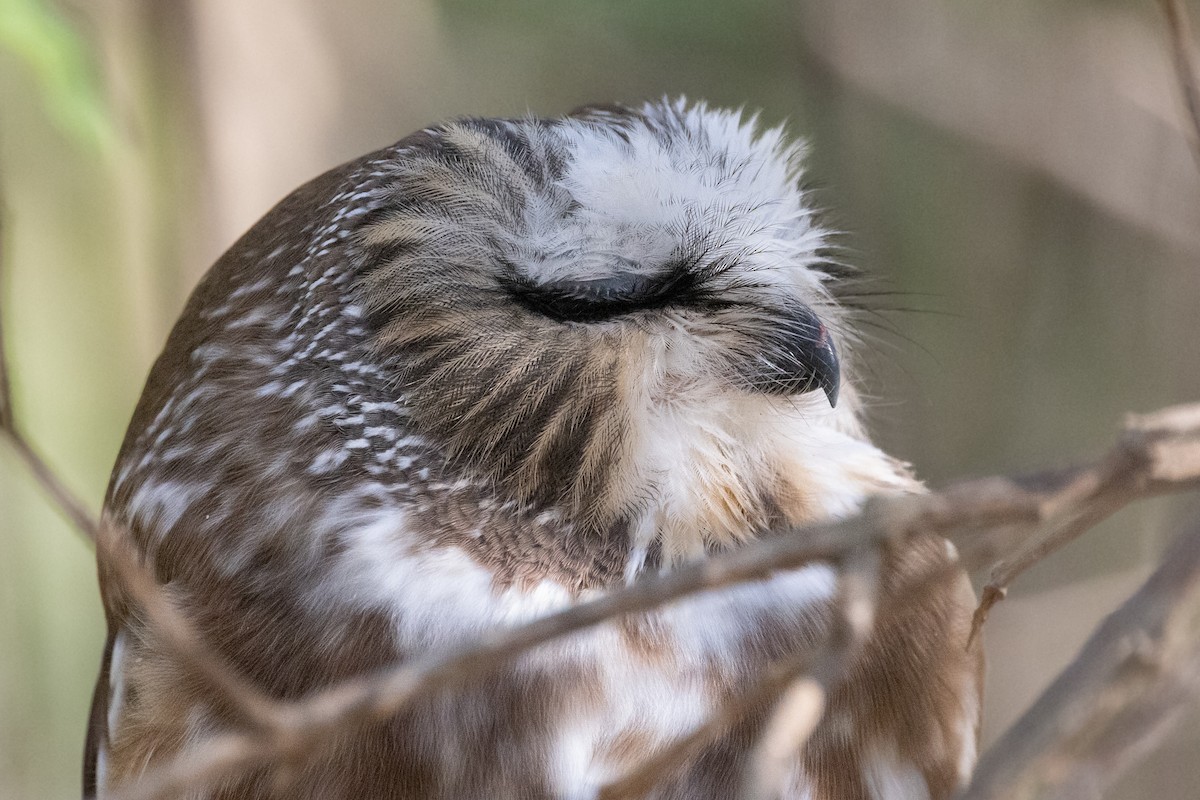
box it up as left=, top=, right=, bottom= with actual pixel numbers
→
left=596, top=653, right=816, bottom=800
left=0, top=212, right=96, bottom=538
left=1052, top=675, right=1199, bottom=800
left=958, top=516, right=1200, bottom=800
left=0, top=209, right=283, bottom=737
left=2, top=425, right=98, bottom=538
left=97, top=523, right=286, bottom=733
left=970, top=402, right=1200, bottom=639
left=105, top=509, right=907, bottom=800
left=747, top=680, right=825, bottom=797
left=2, top=363, right=281, bottom=735
left=599, top=552, right=974, bottom=800
left=2, top=406, right=293, bottom=737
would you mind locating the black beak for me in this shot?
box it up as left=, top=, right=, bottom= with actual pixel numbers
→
left=742, top=305, right=841, bottom=407
left=807, top=327, right=840, bottom=407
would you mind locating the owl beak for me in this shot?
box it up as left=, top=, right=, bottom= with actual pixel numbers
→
left=804, top=324, right=840, bottom=408
left=745, top=306, right=841, bottom=407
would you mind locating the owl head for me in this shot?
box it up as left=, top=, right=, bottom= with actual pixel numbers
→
left=347, top=99, right=894, bottom=560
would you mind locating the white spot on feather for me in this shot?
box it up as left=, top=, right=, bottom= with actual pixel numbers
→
left=956, top=680, right=980, bottom=785
left=863, top=744, right=931, bottom=800
left=106, top=630, right=128, bottom=743
left=125, top=479, right=206, bottom=537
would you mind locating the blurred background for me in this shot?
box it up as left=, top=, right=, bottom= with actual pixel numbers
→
left=2, top=0, right=1200, bottom=796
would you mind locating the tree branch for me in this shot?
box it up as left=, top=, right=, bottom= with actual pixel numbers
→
left=96, top=523, right=287, bottom=733
left=970, top=402, right=1200, bottom=641
left=958, top=516, right=1200, bottom=800
left=596, top=651, right=817, bottom=800
left=598, top=552, right=975, bottom=800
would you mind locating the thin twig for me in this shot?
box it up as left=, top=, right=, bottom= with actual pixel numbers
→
left=0, top=211, right=13, bottom=433
left=2, top=368, right=280, bottom=734
left=970, top=402, right=1200, bottom=640
left=0, top=210, right=282, bottom=735
left=105, top=508, right=908, bottom=800
left=0, top=213, right=93, bottom=532
left=1161, top=0, right=1200, bottom=170
left=96, top=523, right=286, bottom=733
left=0, top=208, right=99, bottom=539
left=1052, top=672, right=1200, bottom=800
left=958, top=516, right=1200, bottom=800
left=596, top=653, right=817, bottom=800
left=970, top=493, right=1132, bottom=646
left=2, top=427, right=98, bottom=537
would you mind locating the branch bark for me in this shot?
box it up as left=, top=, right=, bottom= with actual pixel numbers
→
left=596, top=652, right=816, bottom=800
left=0, top=229, right=281, bottom=735
left=598, top=553, right=973, bottom=800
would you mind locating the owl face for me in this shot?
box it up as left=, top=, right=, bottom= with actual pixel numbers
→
left=354, top=102, right=861, bottom=551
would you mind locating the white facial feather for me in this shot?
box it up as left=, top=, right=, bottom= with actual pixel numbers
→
left=517, top=101, right=828, bottom=300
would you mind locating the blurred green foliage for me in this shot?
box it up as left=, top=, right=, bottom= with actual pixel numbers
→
left=0, top=0, right=114, bottom=150
left=1, top=2, right=124, bottom=796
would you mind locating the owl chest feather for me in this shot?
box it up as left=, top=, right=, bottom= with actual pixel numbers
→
left=325, top=506, right=840, bottom=790
left=312, top=511, right=976, bottom=800
left=296, top=411, right=936, bottom=796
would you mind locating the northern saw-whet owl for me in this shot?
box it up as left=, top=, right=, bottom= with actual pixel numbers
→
left=86, top=100, right=982, bottom=800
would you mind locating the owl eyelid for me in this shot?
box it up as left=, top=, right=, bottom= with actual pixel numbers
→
left=503, top=267, right=700, bottom=323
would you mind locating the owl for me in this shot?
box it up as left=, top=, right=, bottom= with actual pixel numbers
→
left=85, top=100, right=981, bottom=799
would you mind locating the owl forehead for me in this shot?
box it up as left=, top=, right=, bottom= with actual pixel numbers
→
left=525, top=105, right=823, bottom=287
left=377, top=101, right=828, bottom=294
